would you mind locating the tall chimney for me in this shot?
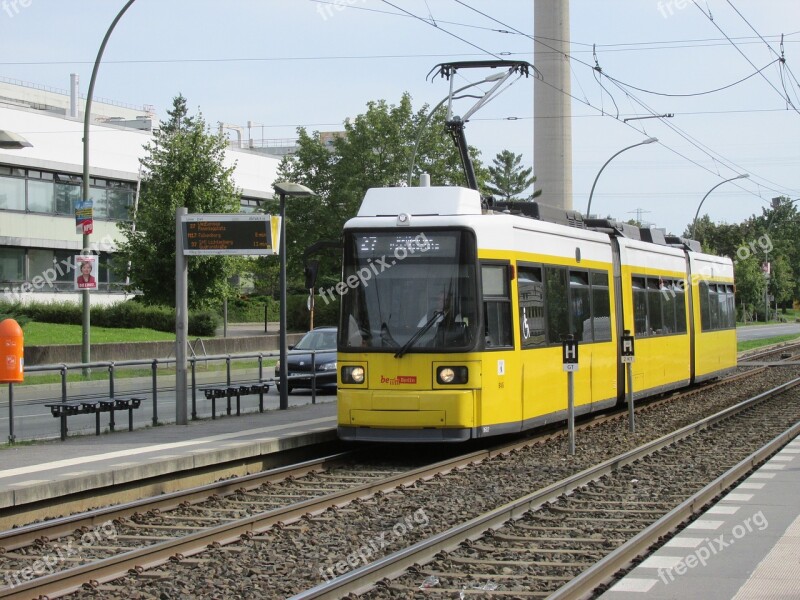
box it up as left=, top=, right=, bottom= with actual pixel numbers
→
left=534, top=0, right=572, bottom=210
left=69, top=73, right=79, bottom=119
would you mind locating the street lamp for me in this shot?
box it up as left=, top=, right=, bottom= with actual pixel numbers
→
left=690, top=174, right=750, bottom=240
left=585, top=137, right=658, bottom=218
left=0, top=131, right=33, bottom=149
left=273, top=181, right=315, bottom=411
left=81, top=0, right=137, bottom=374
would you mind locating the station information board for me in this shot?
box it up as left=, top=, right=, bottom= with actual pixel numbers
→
left=181, top=214, right=280, bottom=256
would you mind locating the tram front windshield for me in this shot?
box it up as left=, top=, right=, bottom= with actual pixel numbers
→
left=339, top=230, right=478, bottom=353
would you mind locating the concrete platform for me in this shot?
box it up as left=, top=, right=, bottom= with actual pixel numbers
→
left=0, top=398, right=338, bottom=513
left=600, top=435, right=800, bottom=599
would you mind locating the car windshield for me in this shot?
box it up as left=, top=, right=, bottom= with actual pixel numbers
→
left=293, top=330, right=337, bottom=351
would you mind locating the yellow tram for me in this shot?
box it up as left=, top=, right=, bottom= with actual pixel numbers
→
left=336, top=185, right=736, bottom=442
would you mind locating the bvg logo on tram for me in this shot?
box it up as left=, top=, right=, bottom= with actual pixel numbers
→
left=380, top=375, right=417, bottom=385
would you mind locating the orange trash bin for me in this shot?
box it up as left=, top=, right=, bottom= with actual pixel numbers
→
left=0, top=318, right=24, bottom=383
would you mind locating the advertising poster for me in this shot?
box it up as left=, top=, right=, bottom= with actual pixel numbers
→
left=74, top=255, right=98, bottom=291
left=75, top=200, right=94, bottom=235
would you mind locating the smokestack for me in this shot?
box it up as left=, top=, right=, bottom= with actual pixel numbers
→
left=69, top=73, right=79, bottom=119
left=534, top=0, right=573, bottom=210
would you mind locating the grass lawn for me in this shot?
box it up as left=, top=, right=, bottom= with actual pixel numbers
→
left=21, top=321, right=175, bottom=346
left=738, top=334, right=800, bottom=353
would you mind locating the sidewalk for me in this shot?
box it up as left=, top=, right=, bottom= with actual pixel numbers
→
left=214, top=321, right=281, bottom=337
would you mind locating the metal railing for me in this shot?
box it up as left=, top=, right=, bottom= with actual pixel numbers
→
left=3, top=348, right=332, bottom=443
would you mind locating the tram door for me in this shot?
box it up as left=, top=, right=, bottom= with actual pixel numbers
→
left=480, top=263, right=522, bottom=431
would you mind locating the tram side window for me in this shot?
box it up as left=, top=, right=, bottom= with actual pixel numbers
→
left=518, top=266, right=546, bottom=348
left=699, top=281, right=735, bottom=331
left=545, top=267, right=569, bottom=343
left=633, top=277, right=648, bottom=336
left=482, top=264, right=513, bottom=348
left=647, top=279, right=664, bottom=334
left=662, top=279, right=676, bottom=334
left=699, top=281, right=711, bottom=330
left=709, top=284, right=721, bottom=329
left=726, top=285, right=736, bottom=328
left=569, top=271, right=592, bottom=342
left=674, top=280, right=687, bottom=334
left=591, top=272, right=612, bottom=341
left=720, top=285, right=733, bottom=328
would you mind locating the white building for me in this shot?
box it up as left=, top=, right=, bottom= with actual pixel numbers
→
left=0, top=78, right=281, bottom=304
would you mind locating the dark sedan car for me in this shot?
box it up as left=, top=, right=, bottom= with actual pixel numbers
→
left=277, top=327, right=337, bottom=393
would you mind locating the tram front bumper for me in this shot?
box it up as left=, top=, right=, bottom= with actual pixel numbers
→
left=338, top=389, right=476, bottom=429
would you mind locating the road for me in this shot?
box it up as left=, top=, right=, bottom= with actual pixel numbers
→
left=736, top=323, right=800, bottom=342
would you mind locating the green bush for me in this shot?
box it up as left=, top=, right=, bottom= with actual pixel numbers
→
left=189, top=310, right=220, bottom=336
left=225, top=295, right=279, bottom=323
left=18, top=300, right=81, bottom=325
left=0, top=299, right=218, bottom=337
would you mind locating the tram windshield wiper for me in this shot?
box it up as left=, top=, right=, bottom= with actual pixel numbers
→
left=394, top=311, right=444, bottom=359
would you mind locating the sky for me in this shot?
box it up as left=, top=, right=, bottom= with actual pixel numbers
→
left=1, top=0, right=798, bottom=236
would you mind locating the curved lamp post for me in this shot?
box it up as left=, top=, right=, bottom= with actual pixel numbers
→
left=585, top=137, right=658, bottom=218
left=273, top=182, right=315, bottom=411
left=81, top=0, right=137, bottom=371
left=690, top=174, right=750, bottom=240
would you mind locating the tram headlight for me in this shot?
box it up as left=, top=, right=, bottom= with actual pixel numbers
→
left=437, top=366, right=468, bottom=385
left=342, top=365, right=365, bottom=384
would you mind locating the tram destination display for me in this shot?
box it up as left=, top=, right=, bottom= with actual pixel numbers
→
left=181, top=214, right=279, bottom=256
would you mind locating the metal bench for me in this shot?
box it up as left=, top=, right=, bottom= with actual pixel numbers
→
left=45, top=397, right=144, bottom=441
left=199, top=383, right=270, bottom=419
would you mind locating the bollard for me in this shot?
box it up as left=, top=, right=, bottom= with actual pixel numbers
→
left=311, top=350, right=317, bottom=405
left=191, top=358, right=197, bottom=420
left=151, top=359, right=159, bottom=426
left=8, top=383, right=15, bottom=444
left=60, top=365, right=68, bottom=402
left=108, top=362, right=115, bottom=399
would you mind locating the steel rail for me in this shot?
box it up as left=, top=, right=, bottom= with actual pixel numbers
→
left=549, top=418, right=800, bottom=599
left=290, top=376, right=800, bottom=599
left=0, top=441, right=544, bottom=599
left=0, top=357, right=783, bottom=550
left=0, top=359, right=794, bottom=597
left=0, top=451, right=353, bottom=552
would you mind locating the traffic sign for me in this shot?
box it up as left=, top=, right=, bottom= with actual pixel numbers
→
left=621, top=333, right=635, bottom=363
left=562, top=337, right=579, bottom=372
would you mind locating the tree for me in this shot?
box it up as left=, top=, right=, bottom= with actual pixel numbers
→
left=273, top=93, right=485, bottom=291
left=483, top=150, right=540, bottom=200
left=115, top=95, right=240, bottom=308
left=734, top=255, right=766, bottom=320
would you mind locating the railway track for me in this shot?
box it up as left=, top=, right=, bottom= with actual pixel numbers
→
left=1, top=364, right=798, bottom=598
left=738, top=339, right=800, bottom=363
left=299, top=380, right=800, bottom=599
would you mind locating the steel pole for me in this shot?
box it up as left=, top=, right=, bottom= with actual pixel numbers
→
left=279, top=193, right=289, bottom=410
left=567, top=371, right=575, bottom=455
left=81, top=0, right=138, bottom=373
left=586, top=138, right=657, bottom=218
left=175, top=207, right=188, bottom=425
left=627, top=362, right=635, bottom=433
left=8, top=383, right=14, bottom=444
